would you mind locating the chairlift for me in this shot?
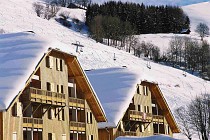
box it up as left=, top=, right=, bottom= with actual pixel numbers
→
left=147, top=61, right=151, bottom=69
left=80, top=47, right=83, bottom=52
left=72, top=41, right=84, bottom=53
left=113, top=53, right=116, bottom=61
left=183, top=70, right=187, bottom=77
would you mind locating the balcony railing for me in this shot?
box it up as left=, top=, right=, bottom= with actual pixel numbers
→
left=114, top=130, right=136, bottom=139
left=153, top=115, right=164, bottom=123
left=69, top=97, right=85, bottom=108
left=70, top=121, right=86, bottom=132
left=23, top=87, right=66, bottom=106
left=128, top=110, right=152, bottom=122
left=124, top=131, right=137, bottom=136
left=23, top=117, right=43, bottom=128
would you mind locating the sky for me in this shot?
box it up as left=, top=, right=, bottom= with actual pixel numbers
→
left=92, top=0, right=209, bottom=6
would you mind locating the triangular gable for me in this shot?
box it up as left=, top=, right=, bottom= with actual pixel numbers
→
left=142, top=81, right=180, bottom=133
left=53, top=49, right=107, bottom=122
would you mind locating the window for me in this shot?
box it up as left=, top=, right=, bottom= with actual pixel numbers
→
left=140, top=124, right=145, bottom=132
left=58, top=108, right=65, bottom=121
left=57, top=85, right=63, bottom=93
left=62, top=134, right=66, bottom=140
left=143, top=86, right=148, bottom=96
left=87, top=112, right=93, bottom=124
left=137, top=86, right=140, bottom=94
left=90, top=112, right=92, bottom=123
left=88, top=135, right=93, bottom=140
left=138, top=105, right=142, bottom=112
left=144, top=106, right=149, bottom=113
left=57, top=85, right=59, bottom=93
left=60, top=59, right=63, bottom=71
left=12, top=102, right=22, bottom=117
left=48, top=108, right=55, bottom=119
left=61, top=85, right=64, bottom=93
left=46, top=56, right=53, bottom=68
left=56, top=58, right=63, bottom=71
left=13, top=132, right=17, bottom=140
left=56, top=58, right=60, bottom=71
left=48, top=133, right=55, bottom=140
left=47, top=82, right=54, bottom=92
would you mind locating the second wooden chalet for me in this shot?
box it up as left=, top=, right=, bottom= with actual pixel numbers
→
left=86, top=67, right=180, bottom=140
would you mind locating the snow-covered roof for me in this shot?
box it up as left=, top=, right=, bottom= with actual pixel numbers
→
left=0, top=32, right=106, bottom=121
left=115, top=135, right=177, bottom=140
left=86, top=67, right=143, bottom=128
left=0, top=32, right=49, bottom=110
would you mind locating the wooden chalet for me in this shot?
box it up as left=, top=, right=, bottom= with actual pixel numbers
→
left=86, top=68, right=180, bottom=140
left=0, top=33, right=106, bottom=140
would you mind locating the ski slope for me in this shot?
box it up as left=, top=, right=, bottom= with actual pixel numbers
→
left=183, top=1, right=210, bottom=32
left=1, top=0, right=210, bottom=139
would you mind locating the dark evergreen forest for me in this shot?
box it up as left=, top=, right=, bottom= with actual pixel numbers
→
left=86, top=1, right=190, bottom=41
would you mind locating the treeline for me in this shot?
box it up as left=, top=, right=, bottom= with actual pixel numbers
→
left=166, top=37, right=210, bottom=74
left=86, top=1, right=190, bottom=41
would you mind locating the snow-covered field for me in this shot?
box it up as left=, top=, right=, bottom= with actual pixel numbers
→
left=1, top=0, right=210, bottom=139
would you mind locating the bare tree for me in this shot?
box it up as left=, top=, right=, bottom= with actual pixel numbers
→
left=125, top=35, right=138, bottom=53
left=195, top=23, right=209, bottom=41
left=207, top=65, right=210, bottom=79
left=33, top=2, right=44, bottom=17
left=175, top=107, right=193, bottom=140
left=188, top=94, right=210, bottom=140
left=44, top=3, right=60, bottom=20
left=168, top=36, right=184, bottom=67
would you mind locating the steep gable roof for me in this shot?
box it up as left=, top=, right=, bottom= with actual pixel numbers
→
left=0, top=32, right=106, bottom=122
left=86, top=67, right=179, bottom=132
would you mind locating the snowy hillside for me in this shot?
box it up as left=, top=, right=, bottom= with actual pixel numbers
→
left=1, top=0, right=210, bottom=139
left=183, top=2, right=210, bottom=32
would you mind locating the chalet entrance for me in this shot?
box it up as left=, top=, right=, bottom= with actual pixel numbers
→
left=23, top=129, right=42, bottom=140
left=70, top=133, right=85, bottom=140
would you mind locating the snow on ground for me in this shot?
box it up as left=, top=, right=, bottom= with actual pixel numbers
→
left=116, top=135, right=177, bottom=140
left=134, top=34, right=201, bottom=54
left=183, top=1, right=210, bottom=32
left=1, top=0, right=210, bottom=139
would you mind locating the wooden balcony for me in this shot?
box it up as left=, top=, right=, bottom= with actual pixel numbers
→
left=22, top=87, right=66, bottom=106
left=124, top=131, right=137, bottom=136
left=69, top=97, right=85, bottom=108
left=23, top=117, right=43, bottom=128
left=128, top=110, right=152, bottom=122
left=114, top=130, right=136, bottom=139
left=70, top=121, right=86, bottom=132
left=153, top=115, right=164, bottom=123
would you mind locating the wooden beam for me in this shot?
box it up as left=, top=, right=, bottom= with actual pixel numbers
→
left=84, top=92, right=93, bottom=99
left=68, top=75, right=83, bottom=79
left=32, top=104, right=42, bottom=115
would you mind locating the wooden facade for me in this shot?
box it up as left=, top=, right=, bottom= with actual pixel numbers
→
left=1, top=49, right=106, bottom=140
left=98, top=82, right=180, bottom=140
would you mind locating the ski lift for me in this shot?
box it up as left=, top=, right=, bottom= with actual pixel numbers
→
left=72, top=41, right=84, bottom=53
left=113, top=53, right=116, bottom=61
left=147, top=61, right=151, bottom=69
left=183, top=70, right=187, bottom=77
left=80, top=47, right=83, bottom=52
